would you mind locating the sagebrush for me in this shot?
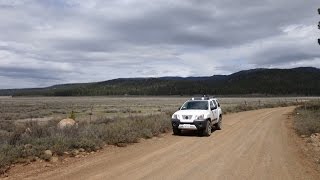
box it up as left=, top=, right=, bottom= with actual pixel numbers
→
left=0, top=113, right=171, bottom=173
left=294, top=101, right=320, bottom=136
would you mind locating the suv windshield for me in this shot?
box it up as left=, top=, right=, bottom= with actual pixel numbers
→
left=181, top=101, right=208, bottom=110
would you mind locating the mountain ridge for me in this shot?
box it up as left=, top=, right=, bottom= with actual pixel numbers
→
left=1, top=67, right=319, bottom=96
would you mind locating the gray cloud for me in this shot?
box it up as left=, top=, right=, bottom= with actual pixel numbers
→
left=0, top=67, right=62, bottom=80
left=0, top=0, right=319, bottom=88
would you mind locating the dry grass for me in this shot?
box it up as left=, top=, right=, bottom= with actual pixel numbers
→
left=222, top=101, right=302, bottom=114
left=0, top=96, right=315, bottom=122
left=0, top=113, right=171, bottom=173
left=0, top=97, right=185, bottom=123
left=294, top=101, right=320, bottom=136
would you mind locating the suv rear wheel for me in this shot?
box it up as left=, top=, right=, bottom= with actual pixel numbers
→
left=215, top=115, right=222, bottom=130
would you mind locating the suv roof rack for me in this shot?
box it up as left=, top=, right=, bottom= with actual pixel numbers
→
left=191, top=95, right=215, bottom=101
left=191, top=97, right=209, bottom=100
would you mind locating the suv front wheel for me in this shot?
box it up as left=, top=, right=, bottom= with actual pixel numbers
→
left=201, top=120, right=212, bottom=136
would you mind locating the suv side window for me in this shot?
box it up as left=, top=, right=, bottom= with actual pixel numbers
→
left=210, top=101, right=214, bottom=109
left=213, top=100, right=218, bottom=108
left=210, top=101, right=215, bottom=109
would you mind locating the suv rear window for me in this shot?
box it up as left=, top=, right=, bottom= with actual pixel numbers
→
left=181, top=101, right=208, bottom=110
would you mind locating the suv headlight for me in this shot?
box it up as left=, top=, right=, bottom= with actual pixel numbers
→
left=195, top=114, right=204, bottom=120
left=172, top=114, right=180, bottom=119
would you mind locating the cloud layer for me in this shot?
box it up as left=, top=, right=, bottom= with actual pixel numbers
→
left=0, top=0, right=319, bottom=88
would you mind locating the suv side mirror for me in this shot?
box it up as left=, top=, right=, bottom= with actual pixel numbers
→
left=211, top=106, right=216, bottom=110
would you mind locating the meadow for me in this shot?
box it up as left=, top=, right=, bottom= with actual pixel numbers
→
left=0, top=96, right=316, bottom=123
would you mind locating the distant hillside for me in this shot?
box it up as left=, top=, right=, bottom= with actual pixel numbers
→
left=1, top=67, right=319, bottom=96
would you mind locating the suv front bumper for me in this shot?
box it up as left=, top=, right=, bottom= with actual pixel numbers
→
left=171, top=119, right=207, bottom=130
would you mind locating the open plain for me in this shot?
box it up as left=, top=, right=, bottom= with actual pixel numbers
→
left=1, top=97, right=320, bottom=179
left=0, top=96, right=316, bottom=122
left=4, top=106, right=320, bottom=180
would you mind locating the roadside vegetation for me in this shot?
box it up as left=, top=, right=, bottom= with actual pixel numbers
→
left=223, top=101, right=301, bottom=114
left=294, top=101, right=320, bottom=136
left=0, top=113, right=172, bottom=174
left=293, top=101, right=320, bottom=168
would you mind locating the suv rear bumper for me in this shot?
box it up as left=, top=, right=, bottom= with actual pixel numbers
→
left=171, top=119, right=207, bottom=130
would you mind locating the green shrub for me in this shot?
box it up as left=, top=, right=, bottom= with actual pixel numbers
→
left=69, top=110, right=76, bottom=120
left=0, top=144, right=23, bottom=172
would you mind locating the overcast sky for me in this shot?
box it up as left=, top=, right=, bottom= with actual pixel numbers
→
left=0, top=0, right=319, bottom=89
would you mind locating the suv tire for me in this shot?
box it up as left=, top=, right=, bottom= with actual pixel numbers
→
left=215, top=115, right=222, bottom=130
left=202, top=120, right=212, bottom=136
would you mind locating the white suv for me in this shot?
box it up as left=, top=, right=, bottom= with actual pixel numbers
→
left=171, top=96, right=222, bottom=136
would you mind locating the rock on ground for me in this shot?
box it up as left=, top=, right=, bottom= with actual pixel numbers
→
left=43, top=150, right=53, bottom=161
left=57, top=118, right=77, bottom=129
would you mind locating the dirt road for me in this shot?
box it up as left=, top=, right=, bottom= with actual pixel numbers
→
left=10, top=107, right=320, bottom=180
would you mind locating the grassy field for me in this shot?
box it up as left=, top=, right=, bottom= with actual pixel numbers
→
left=0, top=96, right=318, bottom=174
left=1, top=96, right=317, bottom=122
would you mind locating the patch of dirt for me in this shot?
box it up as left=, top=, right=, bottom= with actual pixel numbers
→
left=299, top=133, right=320, bottom=170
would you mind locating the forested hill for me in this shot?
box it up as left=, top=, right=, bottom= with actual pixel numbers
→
left=1, top=67, right=320, bottom=96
